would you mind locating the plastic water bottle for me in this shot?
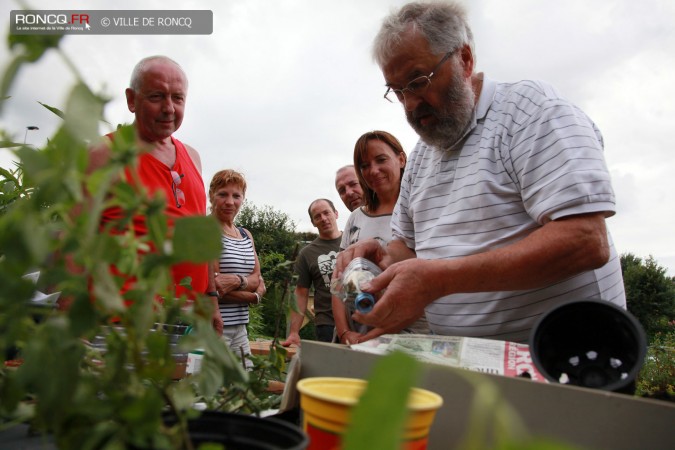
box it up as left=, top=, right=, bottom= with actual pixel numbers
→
left=331, top=257, right=383, bottom=313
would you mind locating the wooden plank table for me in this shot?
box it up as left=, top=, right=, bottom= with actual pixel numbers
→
left=249, top=340, right=298, bottom=359
left=249, top=340, right=298, bottom=394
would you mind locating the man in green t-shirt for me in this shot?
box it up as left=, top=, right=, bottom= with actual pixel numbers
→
left=282, top=199, right=342, bottom=346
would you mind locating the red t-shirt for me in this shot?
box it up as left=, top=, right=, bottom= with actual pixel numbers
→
left=100, top=135, right=208, bottom=299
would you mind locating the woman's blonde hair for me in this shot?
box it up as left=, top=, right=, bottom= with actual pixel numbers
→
left=208, top=169, right=247, bottom=201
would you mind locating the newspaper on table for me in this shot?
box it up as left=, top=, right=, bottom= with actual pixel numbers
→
left=350, top=334, right=547, bottom=383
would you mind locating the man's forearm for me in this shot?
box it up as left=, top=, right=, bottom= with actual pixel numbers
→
left=220, top=291, right=255, bottom=304
left=384, top=238, right=416, bottom=267
left=332, top=295, right=349, bottom=336
left=207, top=261, right=217, bottom=293
left=288, top=288, right=309, bottom=334
left=243, top=272, right=260, bottom=291
left=425, top=213, right=611, bottom=298
left=287, top=311, right=306, bottom=334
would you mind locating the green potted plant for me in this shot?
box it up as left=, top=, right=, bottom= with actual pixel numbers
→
left=0, top=33, right=306, bottom=450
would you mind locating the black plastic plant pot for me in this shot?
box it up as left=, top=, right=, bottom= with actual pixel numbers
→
left=529, top=299, right=647, bottom=394
left=164, top=410, right=308, bottom=450
left=0, top=412, right=308, bottom=450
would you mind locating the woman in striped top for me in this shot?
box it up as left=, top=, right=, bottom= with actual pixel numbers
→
left=209, top=169, right=265, bottom=369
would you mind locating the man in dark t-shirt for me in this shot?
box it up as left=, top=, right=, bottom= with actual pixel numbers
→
left=282, top=199, right=341, bottom=346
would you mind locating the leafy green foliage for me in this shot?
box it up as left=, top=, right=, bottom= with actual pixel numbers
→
left=7, top=33, right=64, bottom=62
left=236, top=202, right=296, bottom=259
left=636, top=331, right=675, bottom=401
left=195, top=346, right=286, bottom=416
left=172, top=216, right=221, bottom=263
left=255, top=257, right=296, bottom=339
left=258, top=251, right=293, bottom=288
left=0, top=163, right=32, bottom=216
left=0, top=32, right=280, bottom=450
left=1, top=34, right=64, bottom=106
left=621, top=253, right=675, bottom=340
left=343, top=351, right=420, bottom=449
left=38, top=100, right=65, bottom=119
left=234, top=203, right=307, bottom=340
left=0, top=140, right=24, bottom=148
left=233, top=201, right=327, bottom=342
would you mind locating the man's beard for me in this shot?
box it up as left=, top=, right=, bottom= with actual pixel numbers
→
left=406, top=68, right=475, bottom=149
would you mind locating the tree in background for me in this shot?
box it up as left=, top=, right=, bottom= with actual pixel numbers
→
left=235, top=202, right=319, bottom=339
left=621, top=253, right=675, bottom=341
left=236, top=203, right=297, bottom=261
left=621, top=253, right=675, bottom=401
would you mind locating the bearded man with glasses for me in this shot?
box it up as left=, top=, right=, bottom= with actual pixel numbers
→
left=335, top=1, right=625, bottom=344
left=79, top=55, right=223, bottom=335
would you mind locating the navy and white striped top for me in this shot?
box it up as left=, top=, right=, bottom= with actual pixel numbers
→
left=392, top=76, right=626, bottom=343
left=218, top=229, right=255, bottom=326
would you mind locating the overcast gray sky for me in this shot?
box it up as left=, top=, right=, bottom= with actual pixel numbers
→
left=2, top=0, right=674, bottom=276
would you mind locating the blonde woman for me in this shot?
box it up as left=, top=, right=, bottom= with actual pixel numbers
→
left=209, top=169, right=266, bottom=368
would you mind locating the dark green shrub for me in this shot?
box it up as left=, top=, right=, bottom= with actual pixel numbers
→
left=621, top=253, right=675, bottom=341
left=636, top=331, right=675, bottom=401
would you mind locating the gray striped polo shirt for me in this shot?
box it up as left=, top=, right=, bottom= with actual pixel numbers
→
left=392, top=76, right=626, bottom=342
